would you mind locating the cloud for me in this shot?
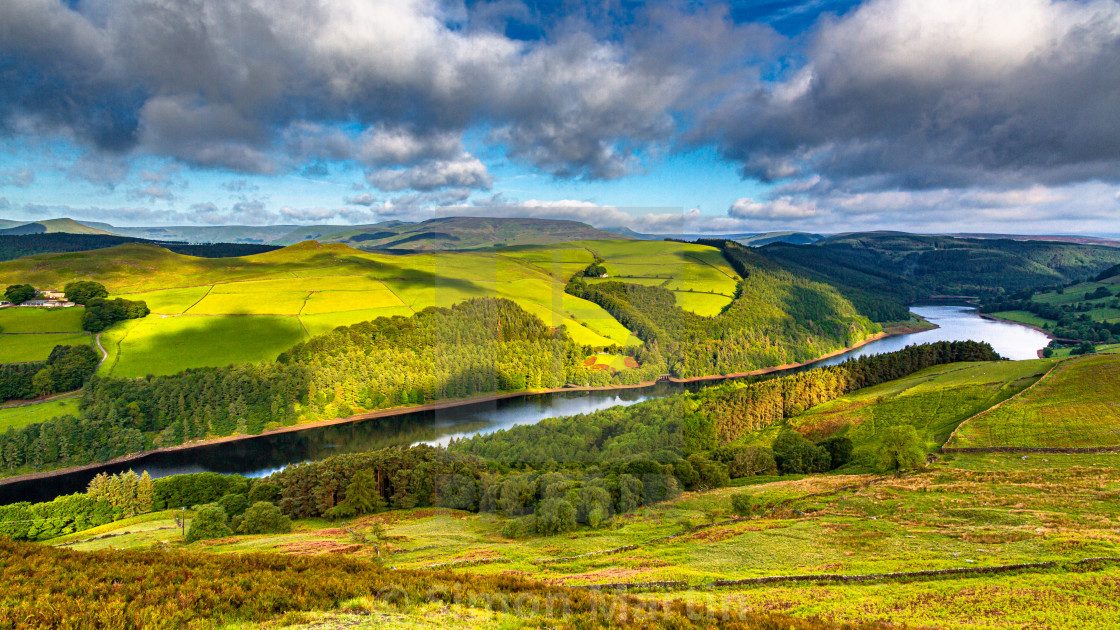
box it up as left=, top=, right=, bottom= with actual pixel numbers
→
left=221, top=180, right=259, bottom=193
left=0, top=197, right=8, bottom=209
left=729, top=197, right=821, bottom=220
left=0, top=169, right=35, bottom=187
left=68, top=154, right=130, bottom=187
left=0, top=0, right=754, bottom=184
left=703, top=0, right=1120, bottom=189
left=725, top=181, right=1120, bottom=234
left=128, top=184, right=174, bottom=202
left=138, top=96, right=274, bottom=173
left=366, top=154, right=492, bottom=192
left=344, top=193, right=377, bottom=206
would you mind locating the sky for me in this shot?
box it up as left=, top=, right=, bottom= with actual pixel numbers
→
left=0, top=0, right=1119, bottom=236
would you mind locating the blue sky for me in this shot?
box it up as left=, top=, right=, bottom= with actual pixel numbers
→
left=1, top=0, right=1118, bottom=235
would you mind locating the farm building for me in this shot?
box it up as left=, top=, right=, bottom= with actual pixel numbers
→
left=39, top=289, right=66, bottom=300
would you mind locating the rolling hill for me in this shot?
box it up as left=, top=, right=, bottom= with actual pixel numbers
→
left=0, top=218, right=115, bottom=236
left=760, top=232, right=1120, bottom=319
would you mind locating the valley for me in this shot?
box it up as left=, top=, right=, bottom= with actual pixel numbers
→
left=2, top=225, right=1120, bottom=630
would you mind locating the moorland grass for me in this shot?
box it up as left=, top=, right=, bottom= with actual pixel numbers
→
left=60, top=450, right=1120, bottom=630
left=948, top=353, right=1120, bottom=448
left=761, top=360, right=1053, bottom=452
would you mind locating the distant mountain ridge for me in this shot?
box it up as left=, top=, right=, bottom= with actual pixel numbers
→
left=601, top=226, right=825, bottom=246
left=27, top=216, right=629, bottom=250
left=279, top=216, right=629, bottom=250
left=0, top=218, right=115, bottom=236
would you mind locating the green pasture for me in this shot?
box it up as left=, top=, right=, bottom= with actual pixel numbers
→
left=573, top=239, right=740, bottom=314
left=949, top=353, right=1120, bottom=448
left=786, top=359, right=1052, bottom=451
left=187, top=291, right=310, bottom=316
left=0, top=396, right=80, bottom=431
left=989, top=310, right=1051, bottom=328
left=0, top=307, right=84, bottom=333
left=299, top=307, right=415, bottom=337
left=1033, top=280, right=1117, bottom=306
left=672, top=291, right=731, bottom=316
left=101, top=314, right=308, bottom=378
left=300, top=289, right=406, bottom=314
left=115, top=287, right=211, bottom=314
left=0, top=332, right=91, bottom=363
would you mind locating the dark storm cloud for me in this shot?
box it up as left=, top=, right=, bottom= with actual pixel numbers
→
left=703, top=0, right=1120, bottom=189
left=0, top=0, right=759, bottom=183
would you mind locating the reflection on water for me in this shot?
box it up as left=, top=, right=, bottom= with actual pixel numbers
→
left=0, top=305, right=1049, bottom=504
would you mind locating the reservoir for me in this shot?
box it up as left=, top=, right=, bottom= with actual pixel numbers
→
left=0, top=304, right=1050, bottom=504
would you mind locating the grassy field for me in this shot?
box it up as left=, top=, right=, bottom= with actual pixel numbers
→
left=0, top=331, right=91, bottom=363
left=100, top=314, right=310, bottom=378
left=576, top=240, right=740, bottom=317
left=948, top=353, right=1120, bottom=448
left=0, top=240, right=678, bottom=377
left=728, top=360, right=1052, bottom=453
left=0, top=307, right=85, bottom=333
left=0, top=396, right=80, bottom=431
left=989, top=309, right=1051, bottom=328
left=55, top=451, right=1120, bottom=629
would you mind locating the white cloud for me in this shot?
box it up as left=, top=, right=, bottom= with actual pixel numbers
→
left=366, top=155, right=492, bottom=191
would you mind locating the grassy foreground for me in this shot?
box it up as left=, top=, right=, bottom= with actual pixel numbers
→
left=35, top=354, right=1120, bottom=629
left=45, top=450, right=1120, bottom=629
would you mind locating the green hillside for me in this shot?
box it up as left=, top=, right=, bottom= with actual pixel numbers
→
left=0, top=241, right=638, bottom=376
left=0, top=238, right=882, bottom=381
left=0, top=218, right=114, bottom=236
left=761, top=232, right=1120, bottom=320
left=785, top=360, right=1051, bottom=452
left=982, top=272, right=1120, bottom=343
left=948, top=352, right=1120, bottom=448
left=570, top=239, right=881, bottom=377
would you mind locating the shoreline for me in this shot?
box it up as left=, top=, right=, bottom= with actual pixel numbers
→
left=0, top=323, right=929, bottom=489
